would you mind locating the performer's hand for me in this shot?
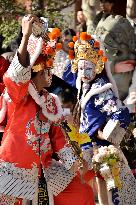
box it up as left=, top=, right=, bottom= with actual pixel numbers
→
left=127, top=92, right=136, bottom=104
left=18, top=14, right=39, bottom=66
left=97, top=129, right=105, bottom=140
left=82, top=159, right=88, bottom=176
left=72, top=160, right=80, bottom=173
left=78, top=160, right=89, bottom=183
left=72, top=159, right=88, bottom=176
left=22, top=14, right=39, bottom=38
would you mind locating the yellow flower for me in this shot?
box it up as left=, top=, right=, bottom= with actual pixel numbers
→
left=32, top=63, right=44, bottom=72
left=112, top=165, right=120, bottom=176
left=68, top=124, right=91, bottom=146
left=114, top=176, right=122, bottom=189
left=108, top=159, right=117, bottom=166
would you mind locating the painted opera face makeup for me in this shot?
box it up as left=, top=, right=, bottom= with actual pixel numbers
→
left=78, top=59, right=96, bottom=83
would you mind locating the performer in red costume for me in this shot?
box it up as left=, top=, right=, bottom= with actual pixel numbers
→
left=0, top=56, right=10, bottom=94
left=0, top=15, right=95, bottom=205
left=0, top=56, right=10, bottom=136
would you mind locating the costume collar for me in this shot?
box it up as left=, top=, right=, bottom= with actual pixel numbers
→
left=28, top=82, right=63, bottom=122
left=80, top=79, right=113, bottom=110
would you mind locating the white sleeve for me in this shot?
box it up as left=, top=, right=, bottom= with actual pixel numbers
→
left=7, top=52, right=31, bottom=84
left=57, top=146, right=77, bottom=170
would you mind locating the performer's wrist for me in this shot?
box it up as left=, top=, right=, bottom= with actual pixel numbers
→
left=22, top=34, right=30, bottom=40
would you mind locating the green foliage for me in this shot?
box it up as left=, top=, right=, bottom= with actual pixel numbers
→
left=32, top=0, right=75, bottom=12
left=0, top=0, right=75, bottom=48
left=0, top=19, right=20, bottom=48
left=32, top=0, right=75, bottom=28
left=0, top=0, right=25, bottom=17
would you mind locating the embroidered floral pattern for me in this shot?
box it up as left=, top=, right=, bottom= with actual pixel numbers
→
left=80, top=112, right=89, bottom=133
left=43, top=90, right=57, bottom=115
left=94, top=89, right=113, bottom=105
left=91, top=78, right=107, bottom=89
left=102, top=98, right=117, bottom=114
left=94, top=89, right=117, bottom=115
left=89, top=78, right=118, bottom=115
left=26, top=112, right=51, bottom=155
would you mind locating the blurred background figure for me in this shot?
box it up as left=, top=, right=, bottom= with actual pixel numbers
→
left=95, top=13, right=136, bottom=183
left=100, top=0, right=115, bottom=13
left=126, top=0, right=136, bottom=34
left=24, top=0, right=32, bottom=13
left=93, top=0, right=115, bottom=30
left=76, top=9, right=87, bottom=34
left=61, top=28, right=76, bottom=53
left=82, top=0, right=100, bottom=34
left=53, top=28, right=76, bottom=79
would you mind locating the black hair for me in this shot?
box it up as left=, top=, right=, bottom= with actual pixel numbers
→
left=58, top=88, right=77, bottom=105
left=77, top=9, right=83, bottom=12
left=31, top=71, right=38, bottom=79
left=0, top=34, right=5, bottom=44
left=62, top=28, right=76, bottom=38
left=0, top=35, right=5, bottom=54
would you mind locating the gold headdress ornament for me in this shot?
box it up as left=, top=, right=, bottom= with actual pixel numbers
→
left=68, top=32, right=107, bottom=74
left=28, top=28, right=62, bottom=72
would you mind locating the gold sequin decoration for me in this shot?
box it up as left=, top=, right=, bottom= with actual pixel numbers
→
left=72, top=41, right=105, bottom=74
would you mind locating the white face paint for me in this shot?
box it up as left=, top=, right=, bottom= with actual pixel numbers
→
left=78, top=60, right=96, bottom=83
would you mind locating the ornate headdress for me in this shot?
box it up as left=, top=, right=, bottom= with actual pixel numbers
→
left=27, top=28, right=62, bottom=72
left=68, top=32, right=107, bottom=74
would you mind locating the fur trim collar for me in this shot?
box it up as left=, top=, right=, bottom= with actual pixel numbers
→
left=81, top=83, right=113, bottom=110
left=28, top=82, right=63, bottom=122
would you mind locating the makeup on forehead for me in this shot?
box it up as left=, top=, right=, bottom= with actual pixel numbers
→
left=78, top=59, right=95, bottom=70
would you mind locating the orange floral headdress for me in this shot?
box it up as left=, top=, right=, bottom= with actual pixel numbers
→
left=68, top=32, right=107, bottom=74
left=30, top=28, right=62, bottom=72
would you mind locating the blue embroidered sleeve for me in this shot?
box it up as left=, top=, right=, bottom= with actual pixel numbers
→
left=80, top=77, right=130, bottom=145
left=94, top=87, right=130, bottom=145
left=62, top=63, right=77, bottom=87
left=94, top=88, right=130, bottom=128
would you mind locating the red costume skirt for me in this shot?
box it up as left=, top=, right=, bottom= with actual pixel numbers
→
left=14, top=174, right=95, bottom=205
left=54, top=175, right=95, bottom=205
